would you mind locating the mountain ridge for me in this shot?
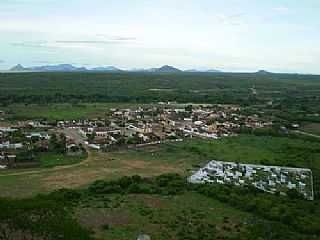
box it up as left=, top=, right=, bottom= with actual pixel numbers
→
left=10, top=64, right=87, bottom=72
left=9, top=64, right=223, bottom=73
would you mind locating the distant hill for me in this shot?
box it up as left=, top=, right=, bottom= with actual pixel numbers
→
left=32, top=64, right=87, bottom=72
left=9, top=64, right=126, bottom=72
left=10, top=64, right=183, bottom=73
left=9, top=64, right=88, bottom=72
left=184, top=69, right=222, bottom=73
left=10, top=64, right=27, bottom=71
left=256, top=70, right=272, bottom=74
left=9, top=64, right=226, bottom=73
left=206, top=69, right=222, bottom=73
left=91, top=66, right=123, bottom=72
left=128, top=65, right=182, bottom=73
left=156, top=65, right=182, bottom=72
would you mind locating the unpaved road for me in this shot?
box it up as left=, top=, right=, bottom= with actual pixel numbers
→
left=294, top=130, right=320, bottom=139
left=0, top=148, right=93, bottom=177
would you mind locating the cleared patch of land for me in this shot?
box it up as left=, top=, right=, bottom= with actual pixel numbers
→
left=0, top=149, right=184, bottom=198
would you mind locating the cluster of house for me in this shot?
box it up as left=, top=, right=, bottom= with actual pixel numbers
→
left=0, top=104, right=273, bottom=167
left=189, top=160, right=314, bottom=200
left=0, top=127, right=55, bottom=169
left=54, top=104, right=272, bottom=150
left=0, top=127, right=19, bottom=169
left=174, top=107, right=267, bottom=139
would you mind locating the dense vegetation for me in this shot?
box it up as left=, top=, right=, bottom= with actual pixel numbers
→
left=0, top=72, right=319, bottom=122
left=1, top=174, right=319, bottom=239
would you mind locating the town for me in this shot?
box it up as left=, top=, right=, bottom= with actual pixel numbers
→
left=0, top=103, right=273, bottom=169
left=189, top=160, right=314, bottom=200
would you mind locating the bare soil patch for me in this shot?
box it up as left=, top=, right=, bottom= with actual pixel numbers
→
left=76, top=208, right=131, bottom=228
left=129, top=194, right=165, bottom=209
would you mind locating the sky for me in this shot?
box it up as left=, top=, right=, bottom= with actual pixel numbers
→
left=0, top=0, right=319, bottom=73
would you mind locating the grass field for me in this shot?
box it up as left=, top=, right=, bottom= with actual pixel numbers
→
left=2, top=103, right=149, bottom=121
left=114, top=135, right=320, bottom=170
left=37, top=152, right=87, bottom=168
left=0, top=135, right=319, bottom=198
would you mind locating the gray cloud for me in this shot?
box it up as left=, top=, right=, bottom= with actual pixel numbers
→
left=55, top=40, right=122, bottom=44
left=56, top=36, right=137, bottom=45
left=56, top=37, right=136, bottom=45
left=10, top=37, right=136, bottom=50
left=11, top=41, right=55, bottom=49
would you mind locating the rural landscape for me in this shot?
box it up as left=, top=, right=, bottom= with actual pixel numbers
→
left=1, top=0, right=320, bottom=239
left=0, top=70, right=320, bottom=239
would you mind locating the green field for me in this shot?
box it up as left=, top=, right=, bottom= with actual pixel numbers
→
left=113, top=135, right=320, bottom=170
left=2, top=103, right=147, bottom=121
left=37, top=152, right=87, bottom=168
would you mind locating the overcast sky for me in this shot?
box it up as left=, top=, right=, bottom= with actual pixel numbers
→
left=0, top=0, right=319, bottom=73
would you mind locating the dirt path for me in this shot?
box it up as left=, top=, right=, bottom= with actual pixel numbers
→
left=294, top=130, right=320, bottom=139
left=0, top=145, right=184, bottom=197
left=0, top=147, right=93, bottom=177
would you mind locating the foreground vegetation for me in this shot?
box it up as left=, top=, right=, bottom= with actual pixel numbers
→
left=1, top=174, right=319, bottom=240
